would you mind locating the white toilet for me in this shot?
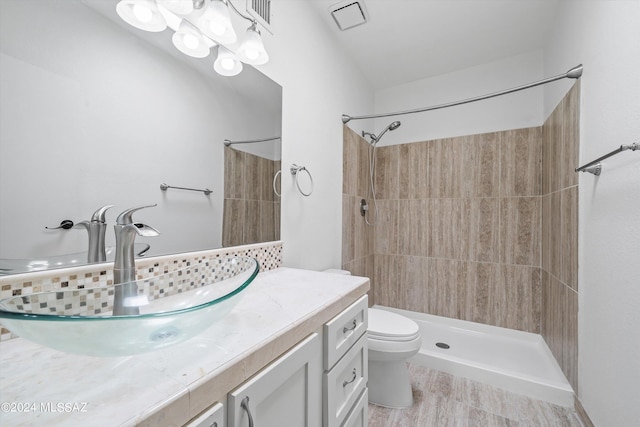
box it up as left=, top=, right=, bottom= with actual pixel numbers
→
left=323, top=269, right=422, bottom=408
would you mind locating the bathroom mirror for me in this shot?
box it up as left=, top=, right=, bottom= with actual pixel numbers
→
left=0, top=0, right=282, bottom=275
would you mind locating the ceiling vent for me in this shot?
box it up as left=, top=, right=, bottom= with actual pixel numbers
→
left=329, top=0, right=368, bottom=31
left=246, top=0, right=273, bottom=34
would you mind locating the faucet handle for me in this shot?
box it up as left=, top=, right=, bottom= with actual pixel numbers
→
left=116, top=204, right=158, bottom=225
left=90, top=205, right=114, bottom=223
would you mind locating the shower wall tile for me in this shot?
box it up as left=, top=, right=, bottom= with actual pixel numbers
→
left=258, top=201, right=276, bottom=243
left=542, top=101, right=563, bottom=194
left=373, top=199, right=398, bottom=255
left=222, top=199, right=244, bottom=247
left=343, top=125, right=359, bottom=196
left=429, top=198, right=471, bottom=260
left=548, top=191, right=562, bottom=279
left=561, top=186, right=578, bottom=290
left=398, top=199, right=429, bottom=257
left=492, top=265, right=541, bottom=333
left=357, top=134, right=371, bottom=198
left=499, top=197, right=541, bottom=266
left=244, top=200, right=260, bottom=244
left=473, top=132, right=501, bottom=197
left=397, top=255, right=429, bottom=313
left=342, top=194, right=355, bottom=265
left=561, top=82, right=580, bottom=189
left=374, top=145, right=399, bottom=200
left=427, top=258, right=462, bottom=319
left=224, top=147, right=245, bottom=199
left=468, top=198, right=500, bottom=263
left=501, top=127, right=542, bottom=197
left=460, top=261, right=496, bottom=325
left=399, top=141, right=429, bottom=199
left=373, top=255, right=399, bottom=307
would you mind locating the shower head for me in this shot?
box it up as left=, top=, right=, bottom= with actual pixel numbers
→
left=374, top=120, right=401, bottom=144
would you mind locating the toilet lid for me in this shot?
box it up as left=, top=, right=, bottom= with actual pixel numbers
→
left=368, top=308, right=420, bottom=341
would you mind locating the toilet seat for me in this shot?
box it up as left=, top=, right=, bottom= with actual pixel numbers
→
left=368, top=308, right=420, bottom=342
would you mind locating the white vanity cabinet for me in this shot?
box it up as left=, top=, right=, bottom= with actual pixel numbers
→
left=323, top=296, right=369, bottom=427
left=227, top=333, right=323, bottom=427
left=185, top=402, right=225, bottom=427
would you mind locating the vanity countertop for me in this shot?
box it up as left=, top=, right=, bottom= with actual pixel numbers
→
left=0, top=268, right=369, bottom=427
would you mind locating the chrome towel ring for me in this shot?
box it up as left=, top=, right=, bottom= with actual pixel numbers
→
left=290, top=164, right=313, bottom=196
left=273, top=169, right=282, bottom=198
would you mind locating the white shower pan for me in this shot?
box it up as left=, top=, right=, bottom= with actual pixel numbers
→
left=375, top=306, right=574, bottom=407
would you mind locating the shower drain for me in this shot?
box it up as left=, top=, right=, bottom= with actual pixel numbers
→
left=435, top=342, right=450, bottom=349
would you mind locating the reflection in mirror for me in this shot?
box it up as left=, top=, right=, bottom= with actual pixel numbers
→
left=0, top=0, right=282, bottom=275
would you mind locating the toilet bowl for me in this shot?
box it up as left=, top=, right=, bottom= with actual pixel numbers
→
left=367, top=308, right=422, bottom=408
left=322, top=269, right=422, bottom=408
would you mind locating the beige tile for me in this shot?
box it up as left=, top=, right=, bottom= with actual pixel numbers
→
left=243, top=200, right=260, bottom=244
left=428, top=138, right=457, bottom=198
left=258, top=201, right=275, bottom=242
left=561, top=81, right=580, bottom=189
left=473, top=132, right=501, bottom=197
left=560, top=186, right=578, bottom=290
left=541, top=194, right=552, bottom=272
left=427, top=258, right=460, bottom=318
left=357, top=135, right=372, bottom=198
left=399, top=141, right=429, bottom=199
left=428, top=199, right=470, bottom=260
left=373, top=255, right=399, bottom=308
left=373, top=199, right=399, bottom=255
left=469, top=198, right=500, bottom=263
left=224, top=146, right=244, bottom=199
left=549, top=192, right=562, bottom=279
left=244, top=152, right=260, bottom=201
left=343, top=125, right=359, bottom=196
left=492, top=265, right=541, bottom=333
left=397, top=255, right=429, bottom=313
left=274, top=202, right=280, bottom=240
left=354, top=198, right=373, bottom=260
left=542, top=100, right=562, bottom=195
left=374, top=145, right=400, bottom=200
left=222, top=199, right=244, bottom=247
left=342, top=194, right=355, bottom=265
left=500, top=197, right=541, bottom=266
left=398, top=199, right=429, bottom=257
left=501, top=127, right=542, bottom=197
left=460, top=261, right=496, bottom=325
left=564, top=286, right=579, bottom=392
left=257, top=156, right=274, bottom=202
left=542, top=273, right=564, bottom=371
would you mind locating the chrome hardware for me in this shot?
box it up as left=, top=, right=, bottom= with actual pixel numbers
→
left=45, top=220, right=74, bottom=230
left=359, top=199, right=368, bottom=216
left=575, top=142, right=639, bottom=175
left=113, top=204, right=159, bottom=315
left=290, top=164, right=314, bottom=196
left=343, top=368, right=357, bottom=387
left=73, top=205, right=114, bottom=263
left=273, top=169, right=282, bottom=197
left=224, top=136, right=280, bottom=146
left=240, top=396, right=254, bottom=427
left=343, top=319, right=357, bottom=333
left=160, top=183, right=212, bottom=196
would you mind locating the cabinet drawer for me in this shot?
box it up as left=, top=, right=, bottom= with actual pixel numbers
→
left=184, top=401, right=224, bottom=427
left=324, top=295, right=368, bottom=370
left=341, top=389, right=368, bottom=427
left=323, top=334, right=368, bottom=427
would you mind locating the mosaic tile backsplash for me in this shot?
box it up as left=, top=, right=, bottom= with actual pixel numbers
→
left=0, top=241, right=283, bottom=342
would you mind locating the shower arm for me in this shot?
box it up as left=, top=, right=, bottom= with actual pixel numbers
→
left=342, top=64, right=583, bottom=123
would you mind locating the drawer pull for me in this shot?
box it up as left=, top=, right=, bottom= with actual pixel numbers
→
left=241, top=396, right=254, bottom=427
left=343, top=319, right=357, bottom=334
left=343, top=368, right=357, bottom=387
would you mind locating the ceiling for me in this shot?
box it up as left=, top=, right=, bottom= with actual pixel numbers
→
left=309, top=0, right=560, bottom=90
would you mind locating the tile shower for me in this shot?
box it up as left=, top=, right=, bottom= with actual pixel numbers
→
left=342, top=83, right=580, bottom=392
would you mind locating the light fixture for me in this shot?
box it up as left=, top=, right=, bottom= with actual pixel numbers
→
left=172, top=20, right=211, bottom=58
left=237, top=22, right=268, bottom=65
left=116, top=0, right=270, bottom=77
left=116, top=0, right=167, bottom=32
left=197, top=0, right=237, bottom=44
left=156, top=0, right=194, bottom=15
left=214, top=46, right=242, bottom=76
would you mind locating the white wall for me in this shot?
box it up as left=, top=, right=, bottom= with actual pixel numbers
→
left=543, top=1, right=640, bottom=426
left=254, top=0, right=374, bottom=270
left=372, top=50, right=545, bottom=146
left=0, top=0, right=278, bottom=260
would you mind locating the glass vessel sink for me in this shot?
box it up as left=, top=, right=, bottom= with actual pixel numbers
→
left=0, top=257, right=259, bottom=356
left=0, top=243, right=151, bottom=275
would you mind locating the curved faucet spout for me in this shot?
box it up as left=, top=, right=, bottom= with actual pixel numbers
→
left=113, top=205, right=159, bottom=316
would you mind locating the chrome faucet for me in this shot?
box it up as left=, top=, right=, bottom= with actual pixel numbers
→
left=112, top=204, right=159, bottom=316
left=73, top=205, right=114, bottom=263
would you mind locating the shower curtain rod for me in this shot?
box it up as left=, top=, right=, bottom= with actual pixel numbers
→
left=223, top=136, right=281, bottom=146
left=341, top=64, right=583, bottom=123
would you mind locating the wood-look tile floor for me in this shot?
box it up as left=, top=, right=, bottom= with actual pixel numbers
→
left=368, top=364, right=583, bottom=427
